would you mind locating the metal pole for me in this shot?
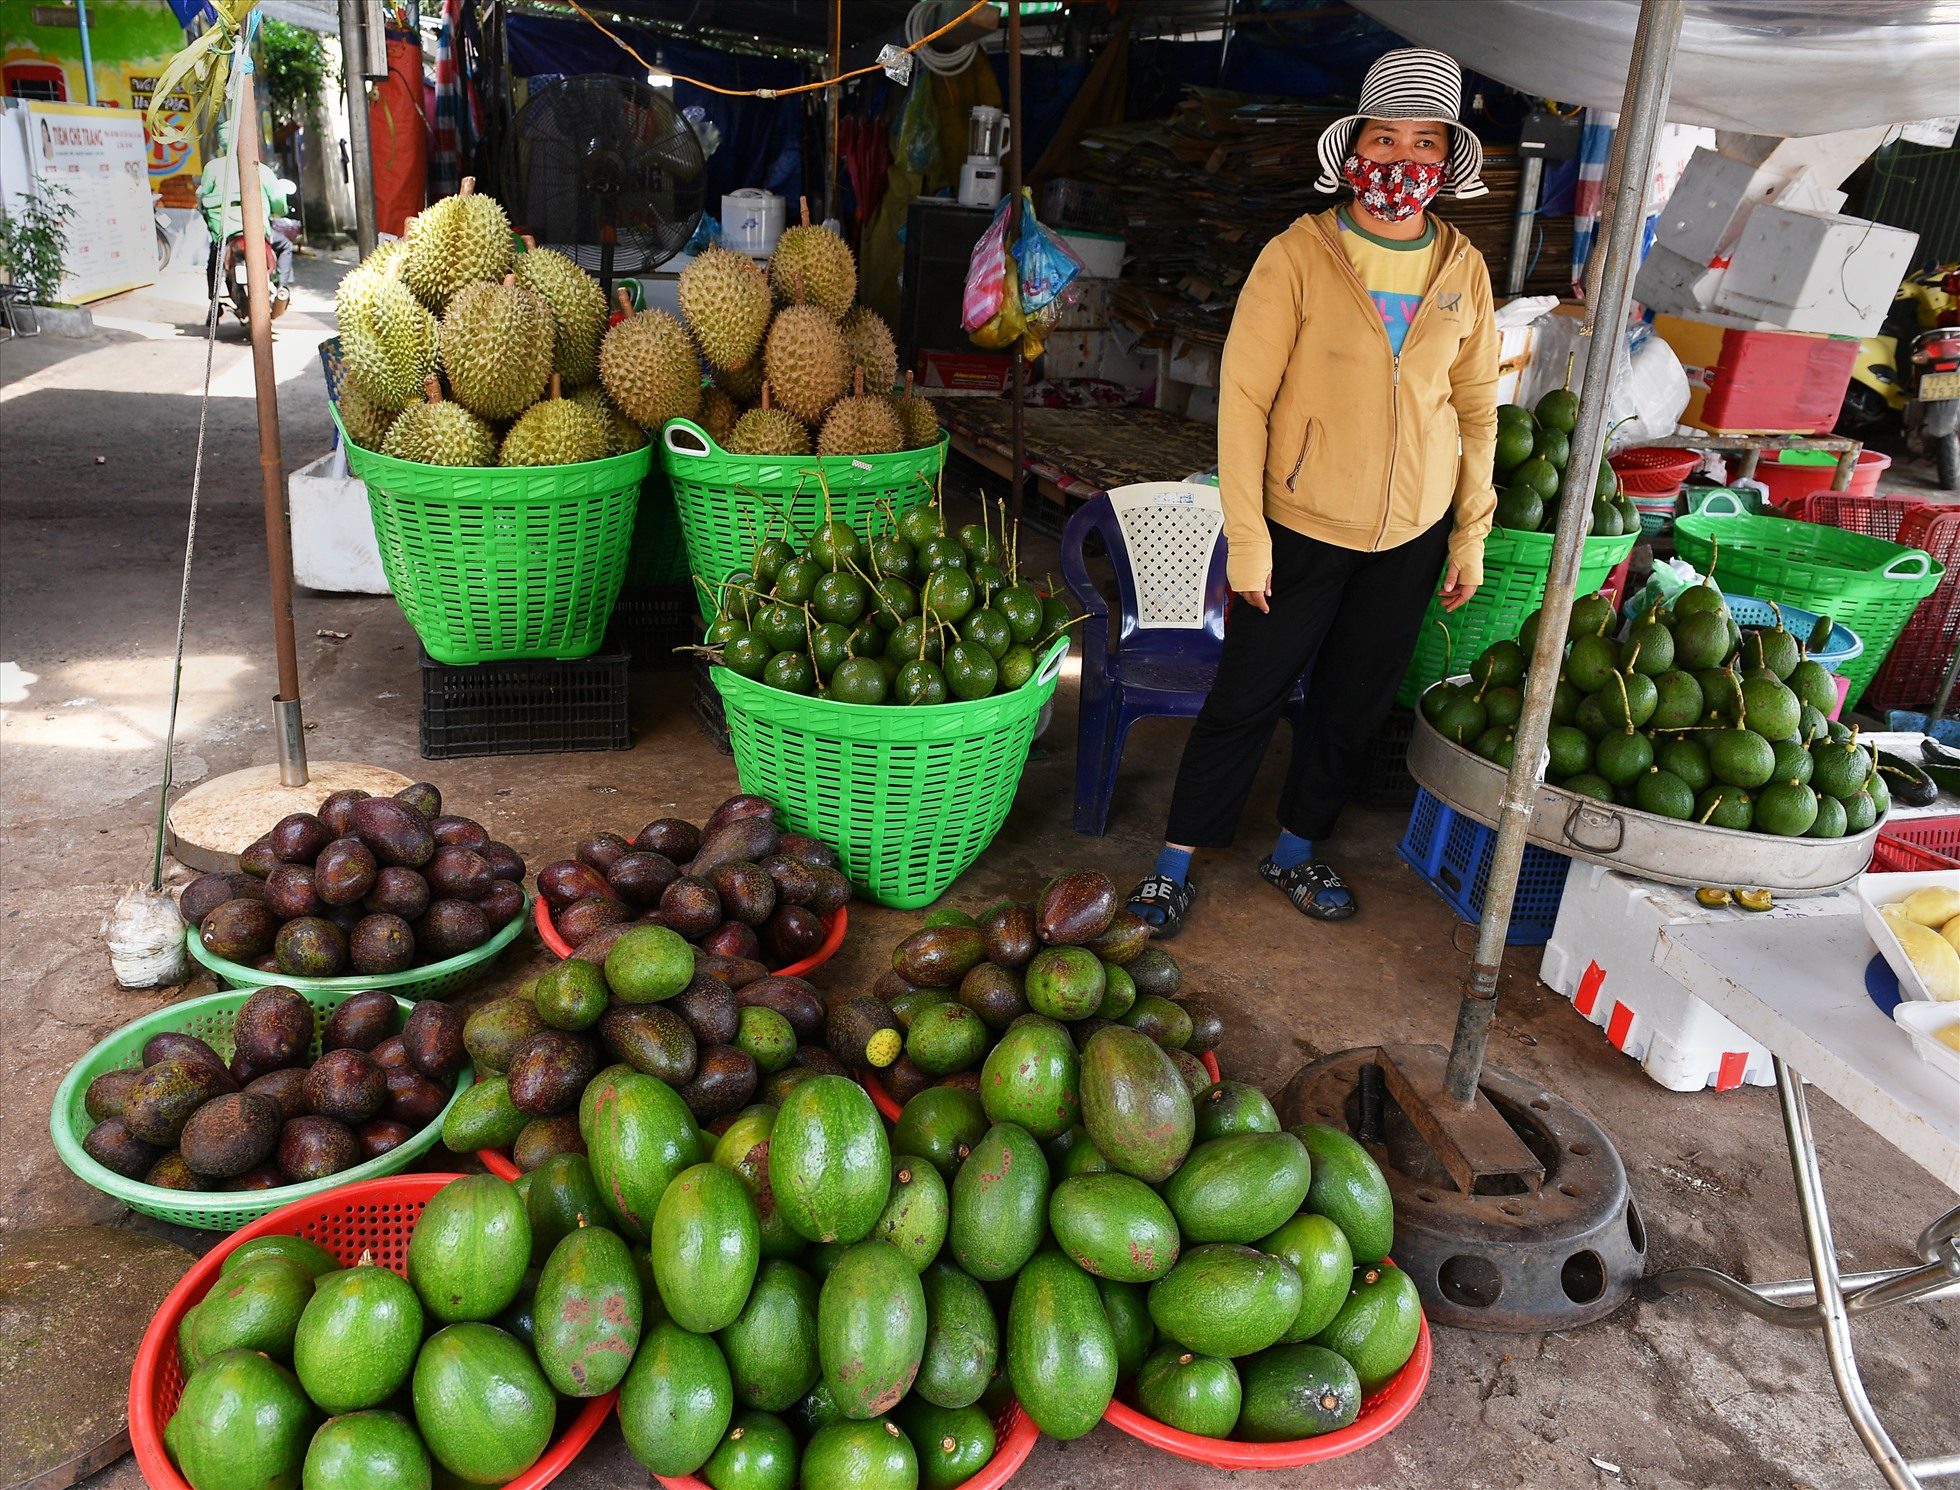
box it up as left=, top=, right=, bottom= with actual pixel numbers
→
left=75, top=0, right=99, bottom=106
left=338, top=0, right=379, bottom=257
left=236, top=77, right=309, bottom=787
left=1503, top=154, right=1543, bottom=298
left=1442, top=0, right=1685, bottom=1107
left=1007, top=0, right=1025, bottom=519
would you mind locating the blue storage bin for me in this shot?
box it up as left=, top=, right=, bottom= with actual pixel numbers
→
left=1398, top=788, right=1571, bottom=946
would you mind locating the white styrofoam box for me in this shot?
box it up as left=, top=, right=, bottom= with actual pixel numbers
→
left=1714, top=207, right=1919, bottom=339
left=290, top=449, right=388, bottom=594
left=1540, top=862, right=1862, bottom=1091
left=1857, top=869, right=1960, bottom=1003
left=1493, top=318, right=1537, bottom=404
left=1040, top=330, right=1106, bottom=381
left=1053, top=278, right=1112, bottom=331
left=1059, top=229, right=1125, bottom=281
left=1712, top=126, right=1894, bottom=193
left=1653, top=148, right=1784, bottom=268
left=1894, top=1001, right=1960, bottom=1083
left=1167, top=337, right=1221, bottom=389
left=1635, top=242, right=1730, bottom=317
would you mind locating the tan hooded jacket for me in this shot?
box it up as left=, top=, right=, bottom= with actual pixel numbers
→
left=1216, top=207, right=1499, bottom=592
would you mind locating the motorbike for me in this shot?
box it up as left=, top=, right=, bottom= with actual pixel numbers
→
left=216, top=214, right=301, bottom=326
left=1841, top=263, right=1960, bottom=490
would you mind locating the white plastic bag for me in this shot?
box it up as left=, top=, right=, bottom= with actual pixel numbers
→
left=106, top=883, right=188, bottom=989
left=1515, top=314, right=1691, bottom=449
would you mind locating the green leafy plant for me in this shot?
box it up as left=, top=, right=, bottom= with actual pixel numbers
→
left=260, top=18, right=332, bottom=130
left=0, top=180, right=74, bottom=304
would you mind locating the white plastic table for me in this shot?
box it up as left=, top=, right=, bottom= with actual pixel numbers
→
left=1650, top=914, right=1960, bottom=1489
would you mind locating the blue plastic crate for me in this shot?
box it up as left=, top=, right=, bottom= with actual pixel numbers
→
left=1397, top=788, right=1571, bottom=945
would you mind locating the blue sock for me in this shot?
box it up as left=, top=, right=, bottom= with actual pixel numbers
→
left=1132, top=845, right=1192, bottom=925
left=1271, top=831, right=1314, bottom=871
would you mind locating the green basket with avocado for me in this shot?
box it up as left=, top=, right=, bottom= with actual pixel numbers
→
left=49, top=987, right=475, bottom=1231
left=1396, top=526, right=1638, bottom=709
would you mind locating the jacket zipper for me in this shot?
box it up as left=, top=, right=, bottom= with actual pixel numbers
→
left=1315, top=219, right=1465, bottom=551
left=1286, top=420, right=1313, bottom=491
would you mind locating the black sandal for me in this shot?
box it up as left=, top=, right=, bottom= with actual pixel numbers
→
left=1259, top=856, right=1357, bottom=921
left=1127, top=874, right=1197, bottom=939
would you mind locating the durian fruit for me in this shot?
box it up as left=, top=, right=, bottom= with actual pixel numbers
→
left=569, top=382, right=648, bottom=457
left=600, top=290, right=703, bottom=430
left=727, top=384, right=811, bottom=456
left=678, top=245, right=772, bottom=372
left=714, top=356, right=765, bottom=404
left=336, top=256, right=437, bottom=412
left=699, top=386, right=740, bottom=448
left=500, top=375, right=611, bottom=467
left=762, top=303, right=850, bottom=427
left=893, top=371, right=942, bottom=450
left=400, top=178, right=514, bottom=312
left=818, top=370, right=903, bottom=456
left=767, top=198, right=856, bottom=319
left=839, top=306, right=898, bottom=394
left=440, top=274, right=555, bottom=421
left=335, top=377, right=399, bottom=452
left=514, top=236, right=607, bottom=387
left=380, top=377, right=497, bottom=466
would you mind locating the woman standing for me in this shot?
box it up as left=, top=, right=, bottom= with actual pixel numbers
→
left=1127, top=47, right=1500, bottom=936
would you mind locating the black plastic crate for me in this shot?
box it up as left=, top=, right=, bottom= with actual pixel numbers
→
left=419, top=645, right=631, bottom=759
left=691, top=656, right=732, bottom=757
left=1357, top=707, right=1419, bottom=812
left=611, top=584, right=699, bottom=672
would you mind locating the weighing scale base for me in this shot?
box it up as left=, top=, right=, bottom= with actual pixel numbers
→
left=1280, top=1047, right=1644, bottom=1332
left=166, top=760, right=414, bottom=873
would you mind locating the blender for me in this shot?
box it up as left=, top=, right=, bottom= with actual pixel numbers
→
left=958, top=105, right=1010, bottom=208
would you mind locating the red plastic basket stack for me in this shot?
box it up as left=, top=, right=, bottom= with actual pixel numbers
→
left=1608, top=447, right=1699, bottom=496
left=1870, top=819, right=1960, bottom=872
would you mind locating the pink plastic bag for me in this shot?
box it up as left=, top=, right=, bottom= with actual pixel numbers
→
left=962, top=198, right=1013, bottom=333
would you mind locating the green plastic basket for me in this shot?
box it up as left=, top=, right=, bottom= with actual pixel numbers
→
left=661, top=420, right=948, bottom=586
left=334, top=404, right=650, bottom=664
left=49, top=987, right=476, bottom=1231
left=1396, top=527, right=1639, bottom=707
left=712, top=639, right=1068, bottom=909
left=184, top=891, right=530, bottom=1001
left=624, top=466, right=692, bottom=589
left=1674, top=502, right=1945, bottom=709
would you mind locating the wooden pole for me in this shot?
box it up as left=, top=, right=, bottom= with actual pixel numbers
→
left=235, top=77, right=308, bottom=785
left=1007, top=0, right=1025, bottom=520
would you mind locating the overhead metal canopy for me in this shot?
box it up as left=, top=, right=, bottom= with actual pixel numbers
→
left=1352, top=0, right=1960, bottom=134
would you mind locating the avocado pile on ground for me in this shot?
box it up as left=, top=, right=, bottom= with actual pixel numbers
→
left=1423, top=581, right=1889, bottom=839
left=80, top=987, right=465, bottom=1195
left=707, top=495, right=1075, bottom=705
left=1491, top=390, right=1640, bottom=538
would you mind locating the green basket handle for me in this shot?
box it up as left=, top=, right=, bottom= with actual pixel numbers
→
left=1881, top=550, right=1933, bottom=579
left=1697, top=490, right=1752, bottom=517
left=664, top=419, right=716, bottom=458
left=1035, top=636, right=1069, bottom=687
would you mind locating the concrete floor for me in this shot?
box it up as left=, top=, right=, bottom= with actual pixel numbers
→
left=2, top=255, right=1956, bottom=1490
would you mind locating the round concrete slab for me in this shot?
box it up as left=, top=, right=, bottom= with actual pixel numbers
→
left=166, top=761, right=414, bottom=872
left=0, top=1227, right=195, bottom=1490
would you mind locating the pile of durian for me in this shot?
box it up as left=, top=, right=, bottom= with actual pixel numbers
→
left=334, top=184, right=940, bottom=470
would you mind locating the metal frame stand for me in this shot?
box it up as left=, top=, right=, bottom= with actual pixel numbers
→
left=1634, top=432, right=1864, bottom=491
left=1643, top=1057, right=1960, bottom=1489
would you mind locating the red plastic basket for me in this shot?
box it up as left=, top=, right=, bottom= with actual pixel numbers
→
left=1865, top=504, right=1960, bottom=712
left=1754, top=448, right=1890, bottom=512
left=860, top=1050, right=1220, bottom=1123
left=1794, top=490, right=1934, bottom=544
left=532, top=890, right=846, bottom=979
left=651, top=1401, right=1038, bottom=1490
left=129, top=1174, right=614, bottom=1490
left=1102, top=1285, right=1432, bottom=1469
left=1608, top=447, right=1700, bottom=495
left=1870, top=820, right=1960, bottom=872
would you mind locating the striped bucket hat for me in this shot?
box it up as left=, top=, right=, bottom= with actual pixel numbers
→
left=1313, top=47, right=1488, bottom=200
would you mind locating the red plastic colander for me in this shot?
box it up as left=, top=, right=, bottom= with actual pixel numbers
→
left=128, top=1174, right=614, bottom=1490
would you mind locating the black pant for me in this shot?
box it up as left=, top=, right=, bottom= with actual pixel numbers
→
left=1165, top=514, right=1451, bottom=848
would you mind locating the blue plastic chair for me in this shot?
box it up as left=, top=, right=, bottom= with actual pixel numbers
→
left=1062, top=482, right=1303, bottom=836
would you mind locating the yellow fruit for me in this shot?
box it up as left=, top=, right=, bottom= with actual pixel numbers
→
left=817, top=391, right=903, bottom=456
left=839, top=307, right=898, bottom=393
left=439, top=277, right=555, bottom=421
left=401, top=181, right=514, bottom=312
left=767, top=206, right=856, bottom=319
left=762, top=305, right=850, bottom=426
left=334, top=378, right=398, bottom=452
left=500, top=381, right=611, bottom=467
left=381, top=382, right=496, bottom=467
left=1893, top=919, right=1960, bottom=1001
left=1934, top=1023, right=1960, bottom=1052
left=1941, top=915, right=1960, bottom=956
left=1896, top=886, right=1960, bottom=928
left=699, top=387, right=740, bottom=447
left=514, top=244, right=607, bottom=387
left=599, top=308, right=703, bottom=430
left=677, top=246, right=773, bottom=372
left=568, top=384, right=647, bottom=457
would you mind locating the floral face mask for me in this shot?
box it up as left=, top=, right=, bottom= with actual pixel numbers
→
left=1341, top=153, right=1446, bottom=223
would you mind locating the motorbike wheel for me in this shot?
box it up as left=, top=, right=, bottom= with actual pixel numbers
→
left=1938, top=431, right=1960, bottom=492
left=155, top=222, right=172, bottom=272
